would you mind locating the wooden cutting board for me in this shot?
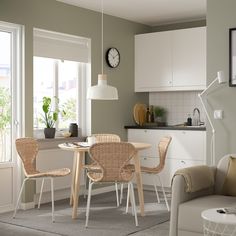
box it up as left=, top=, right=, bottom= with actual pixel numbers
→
left=133, top=103, right=147, bottom=126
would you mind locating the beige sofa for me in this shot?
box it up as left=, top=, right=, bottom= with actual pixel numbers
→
left=169, top=154, right=236, bottom=236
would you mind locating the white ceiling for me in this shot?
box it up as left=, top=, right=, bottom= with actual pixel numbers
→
left=57, top=0, right=206, bottom=26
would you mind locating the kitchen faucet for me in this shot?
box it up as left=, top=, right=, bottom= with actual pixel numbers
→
left=193, top=108, right=204, bottom=126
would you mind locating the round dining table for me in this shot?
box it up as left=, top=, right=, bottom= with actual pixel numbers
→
left=58, top=142, right=151, bottom=219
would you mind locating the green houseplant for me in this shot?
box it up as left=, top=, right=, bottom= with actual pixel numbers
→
left=41, top=96, right=65, bottom=138
left=154, top=106, right=166, bottom=126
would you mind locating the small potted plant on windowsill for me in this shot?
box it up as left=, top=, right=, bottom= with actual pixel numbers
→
left=40, top=96, right=65, bottom=139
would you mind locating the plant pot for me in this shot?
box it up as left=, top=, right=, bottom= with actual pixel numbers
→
left=44, top=128, right=56, bottom=139
left=155, top=116, right=166, bottom=127
left=69, top=123, right=78, bottom=137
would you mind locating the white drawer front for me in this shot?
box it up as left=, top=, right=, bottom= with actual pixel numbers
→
left=128, top=129, right=162, bottom=157
left=128, top=129, right=206, bottom=161
left=163, top=130, right=206, bottom=161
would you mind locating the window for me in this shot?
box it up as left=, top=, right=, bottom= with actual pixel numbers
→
left=0, top=22, right=22, bottom=163
left=33, top=29, right=91, bottom=136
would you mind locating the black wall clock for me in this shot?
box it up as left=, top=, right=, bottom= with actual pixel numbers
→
left=106, top=47, right=120, bottom=68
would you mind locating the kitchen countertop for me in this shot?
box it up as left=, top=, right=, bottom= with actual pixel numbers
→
left=124, top=125, right=206, bottom=131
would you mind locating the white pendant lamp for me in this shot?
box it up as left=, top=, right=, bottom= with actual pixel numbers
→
left=87, top=0, right=118, bottom=100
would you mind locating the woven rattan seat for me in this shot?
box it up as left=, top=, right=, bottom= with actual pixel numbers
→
left=13, top=137, right=71, bottom=222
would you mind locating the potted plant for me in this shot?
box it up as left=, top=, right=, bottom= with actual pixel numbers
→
left=40, top=96, right=65, bottom=138
left=154, top=106, right=166, bottom=126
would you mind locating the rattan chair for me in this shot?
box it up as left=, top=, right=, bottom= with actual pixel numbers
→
left=93, top=133, right=121, bottom=143
left=83, top=134, right=121, bottom=206
left=124, top=136, right=172, bottom=211
left=14, top=137, right=71, bottom=222
left=85, top=142, right=138, bottom=227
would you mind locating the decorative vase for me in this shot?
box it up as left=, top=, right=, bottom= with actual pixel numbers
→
left=44, top=128, right=56, bottom=139
left=69, top=123, right=78, bottom=137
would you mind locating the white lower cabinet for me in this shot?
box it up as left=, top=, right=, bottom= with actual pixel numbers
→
left=128, top=129, right=206, bottom=188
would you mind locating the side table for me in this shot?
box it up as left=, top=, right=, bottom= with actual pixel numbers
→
left=201, top=208, right=236, bottom=236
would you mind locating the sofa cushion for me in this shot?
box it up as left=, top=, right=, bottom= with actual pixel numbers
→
left=178, top=195, right=236, bottom=233
left=222, top=156, right=236, bottom=196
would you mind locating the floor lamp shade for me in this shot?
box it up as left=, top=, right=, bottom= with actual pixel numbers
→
left=87, top=74, right=118, bottom=100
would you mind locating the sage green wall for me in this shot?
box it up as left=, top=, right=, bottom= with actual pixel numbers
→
left=207, top=0, right=236, bottom=164
left=0, top=0, right=150, bottom=202
left=151, top=19, right=206, bottom=32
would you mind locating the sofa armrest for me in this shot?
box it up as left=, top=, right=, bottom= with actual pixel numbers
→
left=173, top=165, right=215, bottom=193
left=169, top=166, right=216, bottom=236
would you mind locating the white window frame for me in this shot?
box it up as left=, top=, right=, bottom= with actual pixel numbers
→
left=0, top=20, right=24, bottom=212
left=33, top=29, right=91, bottom=138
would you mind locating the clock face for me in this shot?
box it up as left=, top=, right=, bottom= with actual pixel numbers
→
left=106, top=47, right=120, bottom=68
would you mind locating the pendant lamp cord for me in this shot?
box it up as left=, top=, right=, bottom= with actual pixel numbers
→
left=101, top=0, right=104, bottom=74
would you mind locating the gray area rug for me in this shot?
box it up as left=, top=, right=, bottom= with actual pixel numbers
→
left=0, top=190, right=170, bottom=236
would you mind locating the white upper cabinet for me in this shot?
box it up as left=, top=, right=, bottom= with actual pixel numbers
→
left=172, top=27, right=206, bottom=88
left=135, top=26, right=206, bottom=92
left=135, top=31, right=172, bottom=90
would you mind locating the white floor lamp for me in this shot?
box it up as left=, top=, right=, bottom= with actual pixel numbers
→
left=198, top=71, right=226, bottom=166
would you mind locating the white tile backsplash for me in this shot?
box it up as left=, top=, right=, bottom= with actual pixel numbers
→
left=149, top=91, right=205, bottom=125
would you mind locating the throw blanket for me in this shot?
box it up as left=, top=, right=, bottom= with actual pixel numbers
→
left=172, top=165, right=215, bottom=193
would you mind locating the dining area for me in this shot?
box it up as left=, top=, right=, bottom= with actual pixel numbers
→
left=11, top=133, right=171, bottom=230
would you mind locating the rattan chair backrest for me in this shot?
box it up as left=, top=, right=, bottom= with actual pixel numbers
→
left=88, top=142, right=135, bottom=182
left=93, top=134, right=121, bottom=143
left=15, top=137, right=38, bottom=176
left=157, top=136, right=172, bottom=171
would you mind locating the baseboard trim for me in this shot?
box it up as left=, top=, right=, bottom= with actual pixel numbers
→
left=0, top=205, right=14, bottom=214
left=20, top=202, right=35, bottom=210
left=88, top=185, right=119, bottom=195
left=34, top=186, right=85, bottom=205
left=143, top=184, right=171, bottom=193
left=34, top=185, right=118, bottom=205
left=19, top=184, right=170, bottom=210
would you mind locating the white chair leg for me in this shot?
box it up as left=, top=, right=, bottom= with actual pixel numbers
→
left=157, top=175, right=169, bottom=211
left=13, top=178, right=27, bottom=219
left=38, top=178, right=45, bottom=209
left=50, top=178, right=55, bottom=222
left=84, top=169, right=88, bottom=199
left=115, top=182, right=119, bottom=207
left=129, top=182, right=138, bottom=227
left=125, top=182, right=130, bottom=214
left=85, top=180, right=93, bottom=228
left=152, top=175, right=160, bottom=203
left=129, top=183, right=134, bottom=216
left=120, top=183, right=123, bottom=204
